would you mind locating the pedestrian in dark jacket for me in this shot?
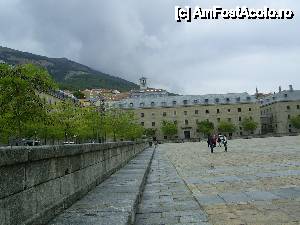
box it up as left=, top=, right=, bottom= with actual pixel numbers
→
left=212, top=134, right=217, bottom=148
left=208, top=135, right=215, bottom=153
left=207, top=136, right=210, bottom=148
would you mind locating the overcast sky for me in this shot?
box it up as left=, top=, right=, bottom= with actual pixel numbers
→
left=0, top=0, right=299, bottom=95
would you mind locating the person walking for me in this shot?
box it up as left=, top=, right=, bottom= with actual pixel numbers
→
left=212, top=134, right=217, bottom=148
left=208, top=135, right=215, bottom=153
left=223, top=135, right=228, bottom=152
left=217, top=135, right=222, bottom=147
left=207, top=136, right=211, bottom=148
left=153, top=137, right=158, bottom=148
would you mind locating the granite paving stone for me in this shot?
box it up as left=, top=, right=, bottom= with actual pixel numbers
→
left=160, top=136, right=300, bottom=225
left=195, top=195, right=226, bottom=206
left=271, top=187, right=300, bottom=199
left=244, top=190, right=281, bottom=201
left=218, top=192, right=252, bottom=204
left=135, top=147, right=210, bottom=225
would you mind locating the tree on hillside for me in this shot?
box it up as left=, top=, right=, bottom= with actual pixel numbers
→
left=161, top=120, right=178, bottom=139
left=0, top=63, right=56, bottom=143
left=241, top=117, right=258, bottom=135
left=290, top=115, right=300, bottom=130
left=197, top=120, right=214, bottom=137
left=218, top=121, right=236, bottom=135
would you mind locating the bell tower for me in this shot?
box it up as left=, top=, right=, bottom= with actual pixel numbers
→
left=139, top=77, right=147, bottom=90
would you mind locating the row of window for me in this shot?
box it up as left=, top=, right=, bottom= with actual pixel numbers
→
left=262, top=105, right=300, bottom=115
left=140, top=107, right=252, bottom=117
left=287, top=114, right=297, bottom=119
left=266, top=123, right=295, bottom=133
left=287, top=105, right=300, bottom=110
left=130, top=97, right=252, bottom=108
left=141, top=117, right=253, bottom=127
left=264, top=94, right=289, bottom=103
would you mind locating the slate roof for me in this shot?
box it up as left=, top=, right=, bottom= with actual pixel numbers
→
left=260, top=90, right=300, bottom=106
left=110, top=92, right=257, bottom=109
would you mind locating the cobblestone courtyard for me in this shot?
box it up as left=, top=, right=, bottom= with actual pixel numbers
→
left=136, top=136, right=300, bottom=225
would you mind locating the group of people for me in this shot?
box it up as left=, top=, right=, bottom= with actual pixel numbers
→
left=207, top=134, right=228, bottom=153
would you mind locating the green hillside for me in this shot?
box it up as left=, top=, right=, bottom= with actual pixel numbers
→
left=0, top=46, right=138, bottom=91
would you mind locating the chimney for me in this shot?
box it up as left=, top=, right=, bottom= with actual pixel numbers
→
left=279, top=86, right=282, bottom=93
left=289, top=85, right=293, bottom=92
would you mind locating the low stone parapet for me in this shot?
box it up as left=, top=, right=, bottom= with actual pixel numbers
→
left=0, top=141, right=148, bottom=225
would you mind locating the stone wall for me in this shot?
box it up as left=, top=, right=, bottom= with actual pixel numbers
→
left=0, top=141, right=147, bottom=225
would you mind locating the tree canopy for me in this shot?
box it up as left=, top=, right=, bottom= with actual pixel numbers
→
left=144, top=128, right=157, bottom=137
left=290, top=115, right=300, bottom=129
left=241, top=117, right=258, bottom=134
left=197, top=120, right=214, bottom=136
left=104, top=109, right=144, bottom=141
left=0, top=64, right=56, bottom=142
left=218, top=121, right=236, bottom=134
left=161, top=120, right=178, bottom=138
left=0, top=63, right=144, bottom=145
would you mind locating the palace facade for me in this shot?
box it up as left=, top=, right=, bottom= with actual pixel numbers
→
left=109, top=92, right=261, bottom=140
left=108, top=78, right=299, bottom=140
left=260, top=86, right=300, bottom=135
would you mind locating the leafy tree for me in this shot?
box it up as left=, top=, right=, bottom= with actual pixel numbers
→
left=104, top=109, right=143, bottom=141
left=120, top=111, right=144, bottom=141
left=52, top=100, right=81, bottom=142
left=73, top=90, right=85, bottom=99
left=76, top=106, right=105, bottom=143
left=161, top=120, right=178, bottom=139
left=197, top=120, right=214, bottom=137
left=144, top=128, right=157, bottom=137
left=123, top=123, right=144, bottom=141
left=290, top=115, right=300, bottom=129
left=0, top=63, right=56, bottom=143
left=0, top=63, right=146, bottom=145
left=104, top=109, right=124, bottom=141
left=218, top=121, right=236, bottom=135
left=0, top=114, right=14, bottom=143
left=241, top=117, right=258, bottom=134
left=23, top=107, right=63, bottom=145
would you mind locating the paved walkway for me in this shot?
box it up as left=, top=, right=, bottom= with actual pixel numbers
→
left=135, top=148, right=210, bottom=225
left=48, top=147, right=155, bottom=225
left=161, top=136, right=300, bottom=225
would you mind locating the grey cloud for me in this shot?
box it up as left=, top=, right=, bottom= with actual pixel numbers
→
left=0, top=0, right=299, bottom=94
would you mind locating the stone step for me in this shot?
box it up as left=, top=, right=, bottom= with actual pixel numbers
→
left=47, top=147, right=155, bottom=225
